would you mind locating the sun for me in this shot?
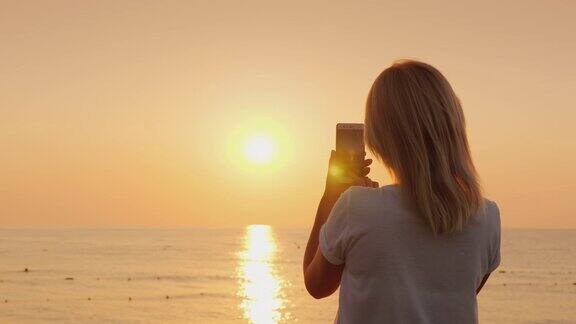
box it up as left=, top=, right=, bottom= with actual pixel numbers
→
left=244, top=135, right=277, bottom=164
left=226, top=118, right=291, bottom=173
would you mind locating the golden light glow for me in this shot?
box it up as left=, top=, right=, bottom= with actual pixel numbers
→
left=3, top=0, right=576, bottom=230
left=329, top=165, right=343, bottom=177
left=244, top=135, right=277, bottom=164
left=226, top=119, right=292, bottom=174
left=237, top=225, right=287, bottom=323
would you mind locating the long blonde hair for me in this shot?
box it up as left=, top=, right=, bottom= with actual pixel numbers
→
left=365, top=60, right=483, bottom=234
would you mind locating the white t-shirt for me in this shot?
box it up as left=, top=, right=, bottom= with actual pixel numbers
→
left=319, top=184, right=501, bottom=324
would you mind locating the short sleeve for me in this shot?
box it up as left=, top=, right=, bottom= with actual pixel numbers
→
left=319, top=189, right=352, bottom=265
left=487, top=201, right=501, bottom=273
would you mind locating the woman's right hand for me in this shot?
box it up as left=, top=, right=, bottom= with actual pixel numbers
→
left=323, top=150, right=379, bottom=200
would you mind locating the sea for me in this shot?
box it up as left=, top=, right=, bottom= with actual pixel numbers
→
left=0, top=227, right=574, bottom=323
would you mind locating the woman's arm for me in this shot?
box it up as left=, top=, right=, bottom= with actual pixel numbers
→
left=303, top=151, right=377, bottom=299
left=303, top=194, right=343, bottom=299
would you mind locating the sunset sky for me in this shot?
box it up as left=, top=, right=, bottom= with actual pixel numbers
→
left=1, top=1, right=575, bottom=228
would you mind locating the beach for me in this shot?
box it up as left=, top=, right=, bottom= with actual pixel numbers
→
left=0, top=227, right=575, bottom=323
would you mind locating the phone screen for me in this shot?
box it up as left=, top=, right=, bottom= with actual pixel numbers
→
left=336, top=125, right=364, bottom=156
left=334, top=123, right=364, bottom=183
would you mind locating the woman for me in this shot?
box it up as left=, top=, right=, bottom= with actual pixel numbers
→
left=303, top=60, right=500, bottom=323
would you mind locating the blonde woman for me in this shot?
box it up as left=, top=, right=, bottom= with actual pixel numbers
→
left=303, top=60, right=500, bottom=323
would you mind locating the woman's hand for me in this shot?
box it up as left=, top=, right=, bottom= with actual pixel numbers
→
left=324, top=150, right=379, bottom=200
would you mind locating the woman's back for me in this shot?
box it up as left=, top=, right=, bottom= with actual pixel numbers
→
left=320, top=185, right=501, bottom=324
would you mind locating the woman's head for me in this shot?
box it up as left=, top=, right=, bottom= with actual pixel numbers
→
left=365, top=60, right=483, bottom=234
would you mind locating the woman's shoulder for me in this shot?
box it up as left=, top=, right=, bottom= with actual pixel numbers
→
left=481, top=198, right=501, bottom=225
left=346, top=184, right=390, bottom=199
left=465, top=197, right=501, bottom=233
left=346, top=184, right=399, bottom=199
left=345, top=184, right=402, bottom=213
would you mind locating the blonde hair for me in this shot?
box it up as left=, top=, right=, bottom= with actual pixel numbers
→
left=365, top=60, right=483, bottom=234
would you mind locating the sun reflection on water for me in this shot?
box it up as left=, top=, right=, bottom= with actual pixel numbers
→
left=237, top=225, right=286, bottom=323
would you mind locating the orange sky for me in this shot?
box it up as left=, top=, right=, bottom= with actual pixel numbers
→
left=1, top=1, right=575, bottom=228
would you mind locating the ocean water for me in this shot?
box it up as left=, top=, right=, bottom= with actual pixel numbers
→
left=0, top=227, right=574, bottom=323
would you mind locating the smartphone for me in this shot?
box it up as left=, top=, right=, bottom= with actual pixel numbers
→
left=335, top=123, right=365, bottom=182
